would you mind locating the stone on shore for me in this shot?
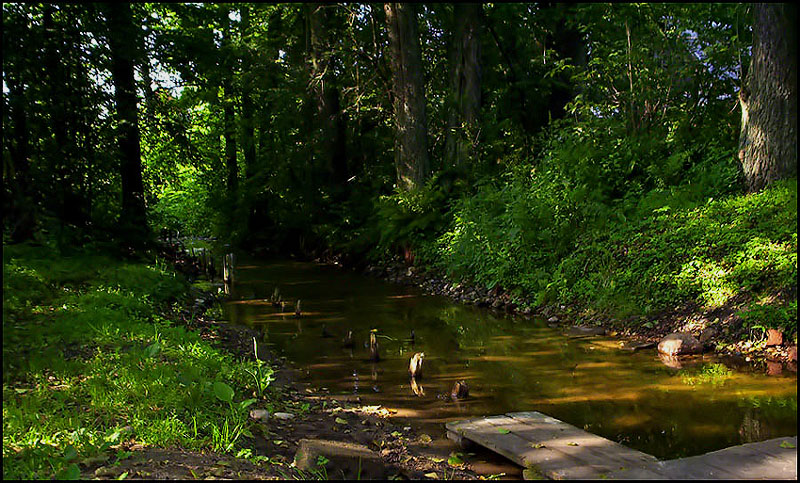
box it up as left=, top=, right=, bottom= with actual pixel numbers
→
left=293, top=439, right=387, bottom=480
left=658, top=332, right=702, bottom=356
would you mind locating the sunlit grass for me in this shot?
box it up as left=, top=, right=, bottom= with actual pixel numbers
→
left=2, top=243, right=277, bottom=479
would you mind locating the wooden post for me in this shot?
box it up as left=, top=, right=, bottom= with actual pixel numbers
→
left=369, top=331, right=380, bottom=362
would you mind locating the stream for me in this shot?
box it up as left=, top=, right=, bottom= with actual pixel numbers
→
left=224, top=258, right=797, bottom=461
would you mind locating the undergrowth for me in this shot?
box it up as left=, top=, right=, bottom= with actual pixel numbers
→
left=2, top=243, right=276, bottom=479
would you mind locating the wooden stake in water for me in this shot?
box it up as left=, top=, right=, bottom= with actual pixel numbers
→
left=369, top=330, right=380, bottom=362
left=294, top=299, right=302, bottom=318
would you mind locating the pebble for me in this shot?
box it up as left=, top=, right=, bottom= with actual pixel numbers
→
left=249, top=409, right=270, bottom=421
left=273, top=412, right=295, bottom=420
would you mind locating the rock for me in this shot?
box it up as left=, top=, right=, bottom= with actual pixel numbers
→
left=788, top=346, right=797, bottom=362
left=273, top=412, right=295, bottom=420
left=566, top=326, right=606, bottom=338
left=765, top=329, right=783, bottom=347
left=293, top=439, right=387, bottom=480
left=547, top=316, right=559, bottom=323
left=699, top=327, right=718, bottom=344
left=249, top=409, right=270, bottom=421
left=619, top=340, right=656, bottom=352
left=657, top=332, right=703, bottom=356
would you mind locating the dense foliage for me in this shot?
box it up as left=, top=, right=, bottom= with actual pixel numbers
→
left=3, top=243, right=277, bottom=479
left=3, top=4, right=796, bottom=346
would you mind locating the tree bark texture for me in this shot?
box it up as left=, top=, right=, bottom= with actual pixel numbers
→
left=105, top=2, right=148, bottom=236
left=445, top=3, right=481, bottom=168
left=384, top=3, right=430, bottom=191
left=739, top=3, right=797, bottom=192
left=307, top=4, right=348, bottom=186
left=240, top=5, right=257, bottom=181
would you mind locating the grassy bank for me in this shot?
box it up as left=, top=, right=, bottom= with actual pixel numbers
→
left=2, top=243, right=275, bottom=479
left=367, top=177, right=797, bottom=348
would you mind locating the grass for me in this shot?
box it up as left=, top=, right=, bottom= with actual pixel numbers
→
left=2, top=242, right=276, bottom=479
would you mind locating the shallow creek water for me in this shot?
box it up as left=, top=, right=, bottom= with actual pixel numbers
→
left=224, top=258, right=797, bottom=461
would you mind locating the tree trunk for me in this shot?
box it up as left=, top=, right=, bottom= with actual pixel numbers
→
left=223, top=79, right=239, bottom=194
left=307, top=4, right=348, bottom=186
left=105, top=2, right=148, bottom=240
left=739, top=3, right=797, bottom=192
left=384, top=3, right=430, bottom=191
left=240, top=5, right=257, bottom=181
left=444, top=3, right=481, bottom=168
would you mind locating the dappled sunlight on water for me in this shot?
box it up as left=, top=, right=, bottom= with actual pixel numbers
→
left=225, top=258, right=797, bottom=460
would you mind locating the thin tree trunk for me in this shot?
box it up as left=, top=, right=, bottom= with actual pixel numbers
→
left=384, top=3, right=430, bottom=191
left=739, top=3, right=797, bottom=192
left=445, top=3, right=481, bottom=168
left=307, top=4, right=348, bottom=186
left=105, top=2, right=148, bottom=241
left=240, top=5, right=256, bottom=181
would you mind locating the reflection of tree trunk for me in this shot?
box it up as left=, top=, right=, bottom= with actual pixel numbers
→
left=445, top=3, right=481, bottom=168
left=384, top=3, right=430, bottom=191
left=105, top=2, right=148, bottom=240
left=738, top=3, right=797, bottom=192
left=738, top=407, right=762, bottom=443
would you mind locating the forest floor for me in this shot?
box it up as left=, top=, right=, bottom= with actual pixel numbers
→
left=2, top=243, right=503, bottom=480
left=109, top=292, right=497, bottom=481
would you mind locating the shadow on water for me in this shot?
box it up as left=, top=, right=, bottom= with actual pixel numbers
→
left=225, top=258, right=797, bottom=460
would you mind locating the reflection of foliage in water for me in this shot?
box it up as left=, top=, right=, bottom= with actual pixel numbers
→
left=679, top=363, right=732, bottom=387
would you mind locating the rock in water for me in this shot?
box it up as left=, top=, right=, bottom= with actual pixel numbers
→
left=342, top=330, right=354, bottom=348
left=451, top=380, right=469, bottom=400
left=657, top=332, right=702, bottom=356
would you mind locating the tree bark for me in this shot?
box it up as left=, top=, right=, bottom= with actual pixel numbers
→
left=444, top=3, right=481, bottom=168
left=739, top=3, right=797, bottom=192
left=384, top=3, right=430, bottom=191
left=307, top=4, right=348, bottom=186
left=105, top=2, right=148, bottom=240
left=240, top=5, right=257, bottom=181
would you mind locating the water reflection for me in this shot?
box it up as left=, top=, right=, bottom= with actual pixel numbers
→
left=225, top=258, right=797, bottom=460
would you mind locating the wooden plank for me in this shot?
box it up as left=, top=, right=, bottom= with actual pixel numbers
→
left=447, top=416, right=602, bottom=479
left=447, top=415, right=664, bottom=479
left=656, top=437, right=797, bottom=480
left=606, top=437, right=797, bottom=480
left=448, top=413, right=796, bottom=480
left=504, top=412, right=659, bottom=469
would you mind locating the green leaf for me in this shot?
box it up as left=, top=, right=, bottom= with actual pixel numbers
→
left=55, top=463, right=81, bottom=480
left=145, top=342, right=161, bottom=358
left=779, top=440, right=796, bottom=449
left=497, top=428, right=511, bottom=434
left=335, top=417, right=348, bottom=424
left=63, top=445, right=78, bottom=462
left=447, top=452, right=464, bottom=466
left=239, top=398, right=257, bottom=410
left=213, top=381, right=234, bottom=403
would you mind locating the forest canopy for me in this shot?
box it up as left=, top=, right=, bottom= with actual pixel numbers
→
left=3, top=3, right=796, bottom=318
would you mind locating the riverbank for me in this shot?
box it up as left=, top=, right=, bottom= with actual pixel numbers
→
left=2, top=242, right=493, bottom=480
left=325, top=179, right=797, bottom=373
left=351, top=256, right=797, bottom=372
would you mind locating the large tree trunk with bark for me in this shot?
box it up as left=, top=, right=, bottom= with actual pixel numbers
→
left=738, top=3, right=797, bottom=192
left=444, top=3, right=481, bottom=168
left=384, top=3, right=430, bottom=191
left=105, top=2, right=148, bottom=241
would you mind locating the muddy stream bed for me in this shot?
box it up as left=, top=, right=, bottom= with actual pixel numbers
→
left=223, top=258, right=796, bottom=469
